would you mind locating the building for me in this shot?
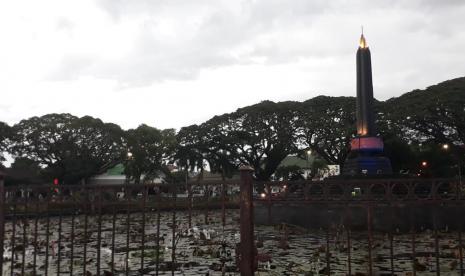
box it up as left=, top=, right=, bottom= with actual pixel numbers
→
left=88, top=164, right=165, bottom=185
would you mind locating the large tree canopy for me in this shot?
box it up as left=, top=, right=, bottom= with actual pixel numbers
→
left=175, top=124, right=206, bottom=172
left=300, top=96, right=357, bottom=166
left=2, top=77, right=464, bottom=183
left=384, top=77, right=465, bottom=145
left=177, top=101, right=304, bottom=181
left=175, top=77, right=465, bottom=178
left=125, top=124, right=176, bottom=184
left=10, top=113, right=125, bottom=184
left=176, top=123, right=238, bottom=179
left=231, top=101, right=304, bottom=180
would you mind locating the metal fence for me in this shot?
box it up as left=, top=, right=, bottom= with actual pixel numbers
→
left=1, top=169, right=464, bottom=275
left=0, top=179, right=242, bottom=275
left=249, top=172, right=465, bottom=276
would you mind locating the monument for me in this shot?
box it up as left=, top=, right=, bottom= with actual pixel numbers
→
left=343, top=32, right=392, bottom=176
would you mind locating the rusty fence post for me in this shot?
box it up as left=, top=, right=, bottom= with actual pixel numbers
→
left=222, top=182, right=226, bottom=227
left=266, top=183, right=272, bottom=225
left=433, top=206, right=440, bottom=276
left=204, top=182, right=209, bottom=224
left=188, top=180, right=192, bottom=229
left=0, top=172, right=5, bottom=274
left=346, top=207, right=352, bottom=275
left=171, top=182, right=177, bottom=276
left=459, top=219, right=464, bottom=276
left=239, top=166, right=255, bottom=276
left=367, top=203, right=373, bottom=276
left=140, top=186, right=148, bottom=272
left=410, top=206, right=417, bottom=276
left=389, top=205, right=395, bottom=275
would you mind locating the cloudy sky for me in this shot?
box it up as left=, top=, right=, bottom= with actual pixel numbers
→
left=1, top=0, right=464, bottom=130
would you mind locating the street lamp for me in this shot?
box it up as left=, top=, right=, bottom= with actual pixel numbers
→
left=441, top=143, right=462, bottom=189
left=306, top=149, right=312, bottom=179
left=418, top=161, right=428, bottom=177
left=125, top=151, right=133, bottom=184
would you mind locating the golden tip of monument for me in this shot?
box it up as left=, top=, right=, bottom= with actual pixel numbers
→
left=359, top=34, right=367, bottom=48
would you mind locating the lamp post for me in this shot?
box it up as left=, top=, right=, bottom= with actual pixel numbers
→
left=306, top=149, right=312, bottom=179
left=442, top=144, right=462, bottom=190
left=418, top=160, right=428, bottom=177
left=125, top=151, right=133, bottom=184
left=456, top=157, right=462, bottom=190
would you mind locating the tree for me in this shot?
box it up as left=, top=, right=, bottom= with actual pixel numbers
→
left=275, top=165, right=304, bottom=181
left=175, top=124, right=212, bottom=178
left=178, top=121, right=239, bottom=180
left=10, top=113, right=125, bottom=184
left=300, top=96, right=357, bottom=167
left=380, top=77, right=465, bottom=176
left=382, top=134, right=417, bottom=174
left=5, top=157, right=44, bottom=185
left=0, top=121, right=11, bottom=163
left=384, top=77, right=465, bottom=146
left=412, top=142, right=457, bottom=178
left=201, top=101, right=303, bottom=181
left=176, top=101, right=303, bottom=181
left=124, top=124, right=176, bottom=184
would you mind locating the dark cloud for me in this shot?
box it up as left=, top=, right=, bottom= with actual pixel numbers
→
left=50, top=1, right=333, bottom=85
left=46, top=0, right=465, bottom=96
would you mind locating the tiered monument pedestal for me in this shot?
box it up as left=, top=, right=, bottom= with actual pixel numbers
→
left=343, top=136, right=392, bottom=176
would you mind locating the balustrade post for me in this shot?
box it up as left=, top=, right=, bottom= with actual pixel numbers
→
left=239, top=166, right=255, bottom=276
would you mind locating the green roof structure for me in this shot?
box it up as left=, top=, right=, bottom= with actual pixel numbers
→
left=106, top=163, right=125, bottom=175
left=278, top=155, right=315, bottom=169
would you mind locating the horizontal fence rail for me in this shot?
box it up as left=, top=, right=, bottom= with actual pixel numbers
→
left=254, top=178, right=463, bottom=202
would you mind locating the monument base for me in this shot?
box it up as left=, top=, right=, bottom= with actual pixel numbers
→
left=343, top=136, right=392, bottom=176
left=343, top=155, right=392, bottom=176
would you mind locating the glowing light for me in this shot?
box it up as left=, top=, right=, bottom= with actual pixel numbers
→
left=127, top=152, right=133, bottom=158
left=357, top=125, right=368, bottom=136
left=283, top=185, right=287, bottom=189
left=260, top=193, right=266, bottom=199
left=421, top=161, right=427, bottom=167
left=442, top=144, right=449, bottom=150
left=359, top=34, right=367, bottom=48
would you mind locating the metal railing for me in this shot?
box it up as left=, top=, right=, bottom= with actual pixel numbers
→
left=0, top=180, right=241, bottom=275
left=247, top=173, right=465, bottom=275
left=1, top=171, right=464, bottom=275
left=254, top=178, right=464, bottom=203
